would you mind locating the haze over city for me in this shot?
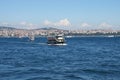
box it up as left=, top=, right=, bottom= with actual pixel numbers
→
left=0, top=0, right=120, bottom=30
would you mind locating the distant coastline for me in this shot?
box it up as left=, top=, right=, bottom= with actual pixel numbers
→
left=0, top=26, right=120, bottom=38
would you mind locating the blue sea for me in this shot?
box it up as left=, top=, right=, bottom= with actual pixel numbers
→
left=0, top=37, right=120, bottom=80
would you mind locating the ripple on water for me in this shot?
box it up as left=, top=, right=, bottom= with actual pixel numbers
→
left=0, top=37, right=120, bottom=80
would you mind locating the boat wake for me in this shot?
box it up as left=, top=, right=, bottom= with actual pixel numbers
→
left=47, top=43, right=67, bottom=46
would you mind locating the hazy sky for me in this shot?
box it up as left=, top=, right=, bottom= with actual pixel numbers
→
left=0, top=0, right=120, bottom=30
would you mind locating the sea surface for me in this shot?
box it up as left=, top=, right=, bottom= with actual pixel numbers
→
left=0, top=37, right=120, bottom=80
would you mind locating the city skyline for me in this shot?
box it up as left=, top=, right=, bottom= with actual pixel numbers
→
left=0, top=0, right=120, bottom=30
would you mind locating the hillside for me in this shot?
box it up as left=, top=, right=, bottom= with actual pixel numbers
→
left=0, top=26, right=16, bottom=30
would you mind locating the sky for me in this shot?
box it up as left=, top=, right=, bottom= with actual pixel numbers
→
left=0, top=0, right=120, bottom=30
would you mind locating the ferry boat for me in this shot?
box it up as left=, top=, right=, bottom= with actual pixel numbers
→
left=47, top=34, right=66, bottom=45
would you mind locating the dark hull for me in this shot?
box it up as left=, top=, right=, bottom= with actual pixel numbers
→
left=47, top=40, right=65, bottom=44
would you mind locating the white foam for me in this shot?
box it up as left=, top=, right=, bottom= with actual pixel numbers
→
left=48, top=43, right=67, bottom=46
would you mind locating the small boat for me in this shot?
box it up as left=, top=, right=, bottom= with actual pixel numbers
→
left=47, top=34, right=66, bottom=45
left=29, top=35, right=35, bottom=41
left=28, top=32, right=35, bottom=41
left=65, top=35, right=73, bottom=38
left=107, top=35, right=114, bottom=37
